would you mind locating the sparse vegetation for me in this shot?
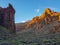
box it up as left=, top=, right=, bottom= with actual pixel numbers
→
left=0, top=26, right=60, bottom=45
left=0, top=8, right=60, bottom=45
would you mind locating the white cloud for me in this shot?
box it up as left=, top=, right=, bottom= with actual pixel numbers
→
left=21, top=21, right=26, bottom=23
left=36, top=9, right=40, bottom=13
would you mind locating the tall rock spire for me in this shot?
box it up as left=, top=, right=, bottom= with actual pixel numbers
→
left=0, top=4, right=16, bottom=34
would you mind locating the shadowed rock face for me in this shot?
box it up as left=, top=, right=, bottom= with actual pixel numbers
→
left=0, top=4, right=16, bottom=34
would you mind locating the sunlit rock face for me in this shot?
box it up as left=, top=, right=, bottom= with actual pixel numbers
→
left=26, top=8, right=60, bottom=26
left=16, top=8, right=60, bottom=34
left=0, top=4, right=16, bottom=34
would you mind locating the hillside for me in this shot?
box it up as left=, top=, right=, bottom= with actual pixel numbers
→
left=15, top=8, right=60, bottom=45
left=16, top=8, right=60, bottom=34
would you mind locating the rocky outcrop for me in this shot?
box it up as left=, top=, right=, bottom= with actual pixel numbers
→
left=26, top=8, right=60, bottom=27
left=15, top=8, right=60, bottom=45
left=0, top=4, right=16, bottom=34
left=16, top=8, right=60, bottom=34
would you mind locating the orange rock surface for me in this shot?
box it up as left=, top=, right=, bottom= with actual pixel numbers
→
left=26, top=8, right=60, bottom=28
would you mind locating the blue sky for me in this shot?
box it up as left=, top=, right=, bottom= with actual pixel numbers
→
left=0, top=0, right=60, bottom=23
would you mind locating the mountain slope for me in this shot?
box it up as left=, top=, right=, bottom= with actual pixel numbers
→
left=16, top=8, right=60, bottom=34
left=15, top=8, right=60, bottom=45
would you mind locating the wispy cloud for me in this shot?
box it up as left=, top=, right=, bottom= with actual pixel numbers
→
left=36, top=9, right=40, bottom=13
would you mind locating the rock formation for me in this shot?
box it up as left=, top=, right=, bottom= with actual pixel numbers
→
left=15, top=8, right=60, bottom=45
left=26, top=8, right=60, bottom=27
left=16, top=8, right=60, bottom=34
left=0, top=4, right=16, bottom=34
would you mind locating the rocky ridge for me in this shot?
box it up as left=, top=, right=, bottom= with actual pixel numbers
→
left=16, top=8, right=60, bottom=34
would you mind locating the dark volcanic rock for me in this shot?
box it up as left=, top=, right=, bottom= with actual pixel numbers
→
left=0, top=4, right=16, bottom=34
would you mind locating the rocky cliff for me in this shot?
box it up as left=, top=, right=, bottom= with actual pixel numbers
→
left=16, top=8, right=60, bottom=34
left=15, top=8, right=60, bottom=45
left=0, top=4, right=16, bottom=34
left=25, top=8, right=60, bottom=34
